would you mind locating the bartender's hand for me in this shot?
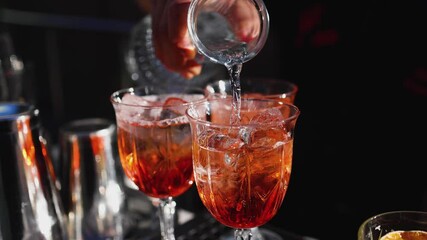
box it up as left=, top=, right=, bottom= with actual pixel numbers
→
left=149, top=0, right=261, bottom=79
left=151, top=0, right=201, bottom=79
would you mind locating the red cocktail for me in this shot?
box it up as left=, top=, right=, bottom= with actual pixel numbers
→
left=186, top=97, right=300, bottom=238
left=111, top=87, right=205, bottom=240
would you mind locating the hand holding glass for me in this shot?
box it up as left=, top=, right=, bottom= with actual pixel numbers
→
left=188, top=0, right=270, bottom=67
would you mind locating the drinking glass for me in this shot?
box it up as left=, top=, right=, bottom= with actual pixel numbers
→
left=205, top=78, right=298, bottom=240
left=187, top=0, right=270, bottom=67
left=358, top=211, right=427, bottom=240
left=110, top=85, right=205, bottom=240
left=186, top=97, right=300, bottom=240
left=188, top=0, right=271, bottom=126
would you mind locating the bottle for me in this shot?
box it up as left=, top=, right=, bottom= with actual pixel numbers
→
left=124, top=15, right=227, bottom=92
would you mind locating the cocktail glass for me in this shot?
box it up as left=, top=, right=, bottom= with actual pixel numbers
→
left=358, top=211, right=427, bottom=240
left=186, top=97, right=300, bottom=240
left=110, top=85, right=205, bottom=240
left=205, top=78, right=299, bottom=240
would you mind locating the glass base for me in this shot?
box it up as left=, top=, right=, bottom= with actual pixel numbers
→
left=219, top=227, right=283, bottom=240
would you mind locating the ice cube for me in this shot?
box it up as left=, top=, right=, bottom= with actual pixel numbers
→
left=249, top=108, right=284, bottom=124
left=206, top=133, right=244, bottom=151
left=197, top=129, right=216, bottom=147
left=239, top=127, right=252, bottom=144
left=247, top=127, right=288, bottom=149
left=157, top=95, right=203, bottom=122
left=116, top=94, right=162, bottom=125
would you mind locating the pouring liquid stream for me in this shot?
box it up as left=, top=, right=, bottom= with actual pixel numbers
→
left=187, top=1, right=272, bottom=239
left=227, top=63, right=242, bottom=125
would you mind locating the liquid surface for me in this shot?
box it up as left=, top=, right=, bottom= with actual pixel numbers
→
left=379, top=230, right=427, bottom=240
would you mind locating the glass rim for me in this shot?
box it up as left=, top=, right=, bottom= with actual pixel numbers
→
left=110, top=86, right=207, bottom=109
left=205, top=78, right=299, bottom=98
left=185, top=97, right=300, bottom=128
left=361, top=211, right=427, bottom=223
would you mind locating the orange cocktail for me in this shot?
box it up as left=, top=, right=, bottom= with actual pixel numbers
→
left=116, top=113, right=193, bottom=198
left=187, top=97, right=300, bottom=229
left=111, top=87, right=205, bottom=239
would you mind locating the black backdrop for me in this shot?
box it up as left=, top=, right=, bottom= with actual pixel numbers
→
left=1, top=0, right=426, bottom=239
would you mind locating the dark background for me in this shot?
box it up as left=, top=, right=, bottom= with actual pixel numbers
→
left=1, top=0, right=426, bottom=239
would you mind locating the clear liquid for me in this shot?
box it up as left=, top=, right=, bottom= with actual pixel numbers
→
left=194, top=11, right=258, bottom=125
left=227, top=64, right=242, bottom=125
left=200, top=19, right=246, bottom=124
left=205, top=40, right=251, bottom=67
left=197, top=14, right=246, bottom=124
left=197, top=12, right=255, bottom=67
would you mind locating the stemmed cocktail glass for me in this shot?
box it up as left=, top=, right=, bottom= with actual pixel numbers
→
left=204, top=78, right=298, bottom=240
left=110, top=85, right=205, bottom=240
left=186, top=97, right=300, bottom=240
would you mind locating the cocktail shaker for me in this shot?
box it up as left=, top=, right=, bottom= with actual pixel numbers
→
left=0, top=102, right=69, bottom=239
left=58, top=118, right=124, bottom=240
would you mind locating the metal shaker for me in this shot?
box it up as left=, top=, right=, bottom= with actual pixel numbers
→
left=58, top=118, right=124, bottom=240
left=0, top=102, right=69, bottom=240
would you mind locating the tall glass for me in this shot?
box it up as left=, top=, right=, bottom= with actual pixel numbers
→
left=186, top=97, right=300, bottom=240
left=205, top=78, right=298, bottom=240
left=110, top=85, right=205, bottom=240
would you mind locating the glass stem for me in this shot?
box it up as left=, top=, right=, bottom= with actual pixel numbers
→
left=158, top=197, right=176, bottom=240
left=251, top=227, right=265, bottom=240
left=235, top=228, right=253, bottom=240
